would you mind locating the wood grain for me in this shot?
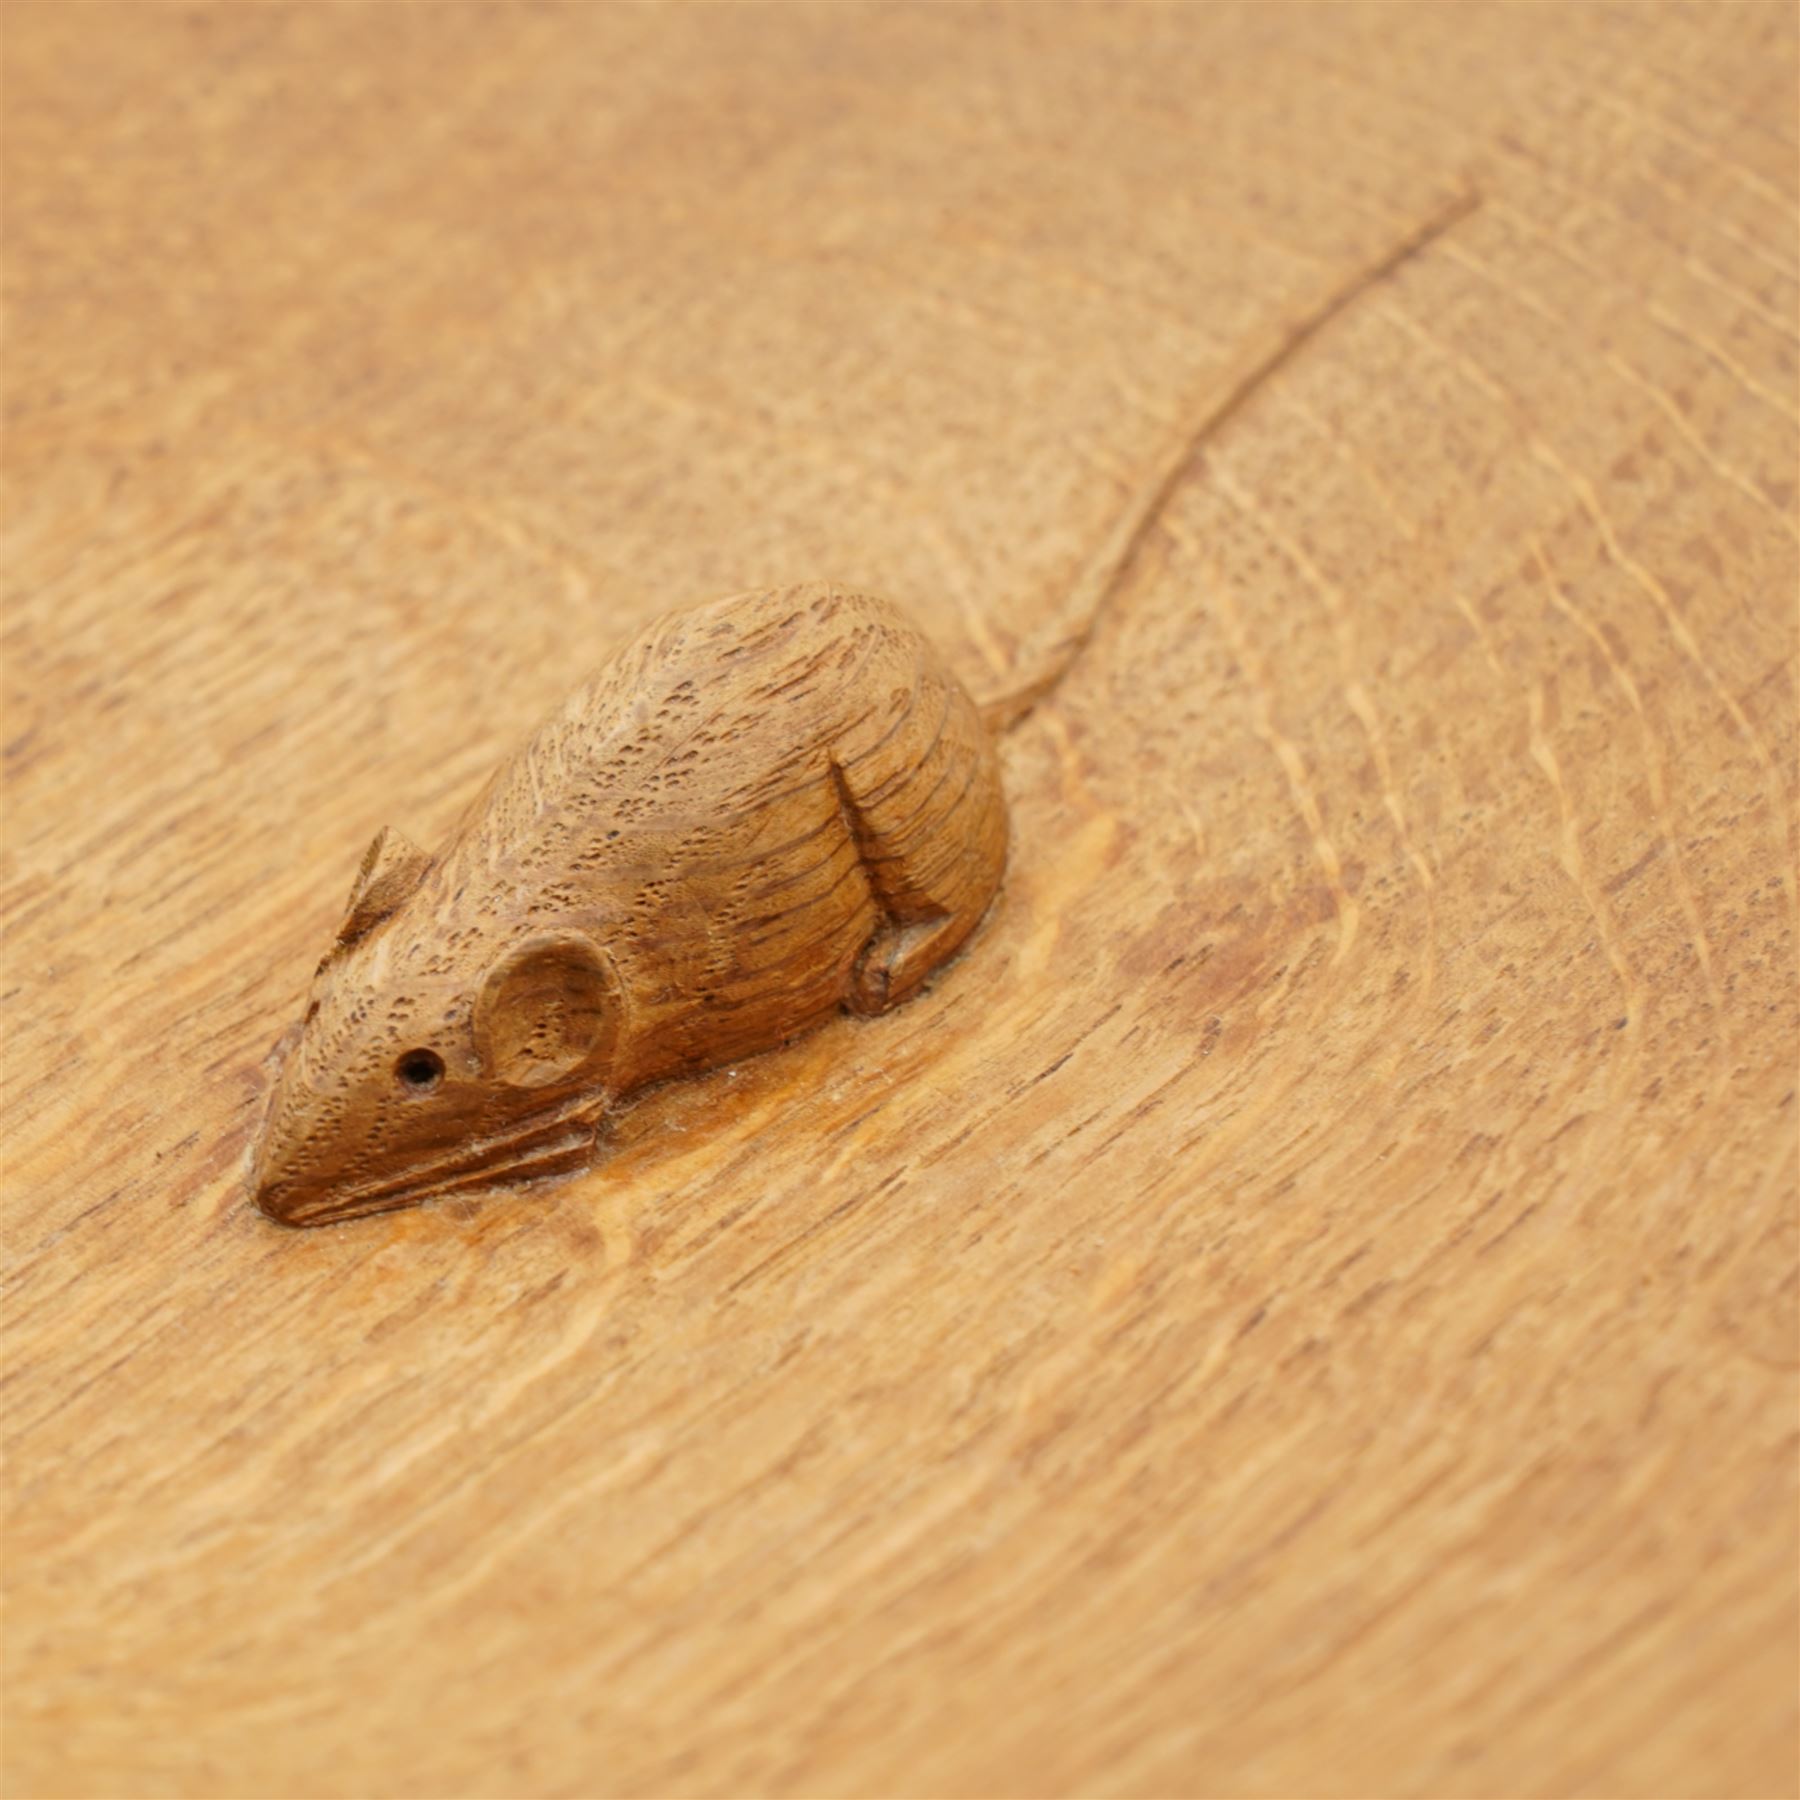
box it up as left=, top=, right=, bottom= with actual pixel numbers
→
left=3, top=4, right=1796, bottom=1796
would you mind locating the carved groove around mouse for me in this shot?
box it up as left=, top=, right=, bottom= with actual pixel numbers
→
left=252, top=584, right=1007, bottom=1225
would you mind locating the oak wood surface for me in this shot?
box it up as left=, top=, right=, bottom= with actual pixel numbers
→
left=3, top=5, right=1796, bottom=1796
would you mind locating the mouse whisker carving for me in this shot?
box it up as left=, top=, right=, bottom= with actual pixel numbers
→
left=251, top=584, right=1008, bottom=1225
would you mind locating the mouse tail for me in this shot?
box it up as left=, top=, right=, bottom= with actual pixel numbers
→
left=978, top=652, right=1083, bottom=736
left=973, top=189, right=1480, bottom=739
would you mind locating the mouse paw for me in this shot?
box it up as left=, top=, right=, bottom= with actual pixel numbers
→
left=847, top=915, right=953, bottom=1016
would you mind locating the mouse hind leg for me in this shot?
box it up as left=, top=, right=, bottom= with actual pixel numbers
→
left=830, top=677, right=1008, bottom=1017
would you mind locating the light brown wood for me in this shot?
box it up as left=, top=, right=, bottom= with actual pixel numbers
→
left=253, top=584, right=1006, bottom=1225
left=3, top=4, right=1796, bottom=1797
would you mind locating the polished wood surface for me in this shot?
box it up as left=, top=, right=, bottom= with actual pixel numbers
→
left=4, top=5, right=1796, bottom=1795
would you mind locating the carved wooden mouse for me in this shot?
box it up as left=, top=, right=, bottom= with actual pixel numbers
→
left=251, top=204, right=1470, bottom=1225
left=252, top=584, right=1007, bottom=1224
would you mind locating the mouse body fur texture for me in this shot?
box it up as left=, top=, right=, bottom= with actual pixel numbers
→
left=253, top=584, right=1007, bottom=1226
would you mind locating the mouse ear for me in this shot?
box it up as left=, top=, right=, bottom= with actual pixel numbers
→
left=337, top=825, right=433, bottom=949
left=475, top=931, right=621, bottom=1089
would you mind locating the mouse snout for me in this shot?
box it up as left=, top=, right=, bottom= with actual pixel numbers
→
left=249, top=1097, right=314, bottom=1225
left=253, top=1174, right=306, bottom=1226
left=248, top=1035, right=338, bottom=1224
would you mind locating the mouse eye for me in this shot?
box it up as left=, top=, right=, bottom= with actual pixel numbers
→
left=395, top=1048, right=445, bottom=1093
